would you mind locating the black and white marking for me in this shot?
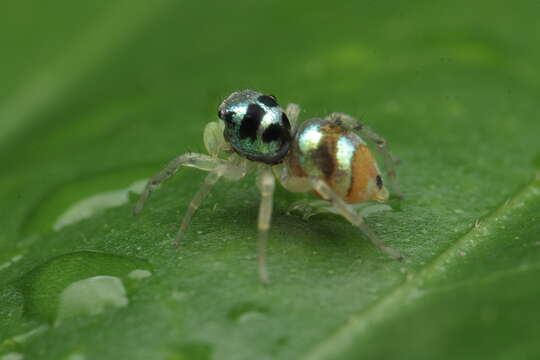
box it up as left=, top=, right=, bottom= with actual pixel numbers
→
left=218, top=89, right=293, bottom=164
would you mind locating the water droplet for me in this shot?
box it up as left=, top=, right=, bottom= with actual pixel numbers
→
left=128, top=269, right=152, bottom=280
left=8, top=325, right=49, bottom=344
left=0, top=353, right=24, bottom=360
left=479, top=227, right=489, bottom=236
left=53, top=179, right=146, bottom=231
left=227, top=303, right=269, bottom=323
left=65, top=353, right=86, bottom=360
left=0, top=254, right=24, bottom=272
left=21, top=167, right=155, bottom=235
left=56, top=276, right=128, bottom=325
left=237, top=311, right=266, bottom=323
left=17, top=251, right=150, bottom=323
left=171, top=290, right=188, bottom=301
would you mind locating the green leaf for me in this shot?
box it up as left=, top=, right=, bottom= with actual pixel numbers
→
left=1, top=1, right=539, bottom=359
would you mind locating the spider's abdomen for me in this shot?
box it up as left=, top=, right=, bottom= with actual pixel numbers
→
left=218, top=89, right=292, bottom=165
left=286, top=119, right=388, bottom=203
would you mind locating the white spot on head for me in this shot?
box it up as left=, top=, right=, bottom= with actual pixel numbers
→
left=228, top=103, right=248, bottom=124
left=260, top=107, right=282, bottom=129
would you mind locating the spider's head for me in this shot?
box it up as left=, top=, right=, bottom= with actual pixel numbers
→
left=218, top=89, right=292, bottom=165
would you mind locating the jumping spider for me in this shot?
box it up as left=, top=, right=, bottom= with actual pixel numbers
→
left=134, top=89, right=404, bottom=283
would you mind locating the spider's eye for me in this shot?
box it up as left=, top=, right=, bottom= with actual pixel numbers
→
left=256, top=94, right=279, bottom=108
left=218, top=110, right=236, bottom=123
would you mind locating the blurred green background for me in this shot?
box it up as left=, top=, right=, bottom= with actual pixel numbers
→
left=1, top=0, right=540, bottom=359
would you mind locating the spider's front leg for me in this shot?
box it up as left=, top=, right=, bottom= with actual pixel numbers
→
left=256, top=166, right=276, bottom=284
left=309, top=177, right=404, bottom=261
left=134, top=120, right=231, bottom=216
left=174, top=159, right=248, bottom=247
left=133, top=153, right=224, bottom=216
left=325, top=112, right=403, bottom=199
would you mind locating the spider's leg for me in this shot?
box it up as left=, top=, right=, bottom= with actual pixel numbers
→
left=256, top=166, right=276, bottom=284
left=285, top=103, right=301, bottom=131
left=134, top=153, right=222, bottom=216
left=309, top=177, right=404, bottom=261
left=176, top=161, right=248, bottom=247
left=175, top=171, right=220, bottom=247
left=325, top=112, right=403, bottom=199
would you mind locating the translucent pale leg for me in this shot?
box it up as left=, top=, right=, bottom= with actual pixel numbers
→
left=310, top=177, right=404, bottom=260
left=325, top=112, right=403, bottom=199
left=133, top=153, right=222, bottom=216
left=285, top=103, right=301, bottom=131
left=174, top=170, right=220, bottom=247
left=256, top=166, right=276, bottom=284
left=175, top=161, right=248, bottom=247
left=286, top=199, right=391, bottom=221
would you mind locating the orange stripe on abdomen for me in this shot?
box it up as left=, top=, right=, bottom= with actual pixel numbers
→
left=345, top=145, right=378, bottom=203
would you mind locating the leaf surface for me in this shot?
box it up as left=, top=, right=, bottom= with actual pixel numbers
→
left=1, top=1, right=539, bottom=359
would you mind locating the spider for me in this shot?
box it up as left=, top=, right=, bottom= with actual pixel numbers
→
left=134, top=89, right=404, bottom=283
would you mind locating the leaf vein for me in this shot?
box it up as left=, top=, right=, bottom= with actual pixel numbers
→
left=304, top=176, right=540, bottom=360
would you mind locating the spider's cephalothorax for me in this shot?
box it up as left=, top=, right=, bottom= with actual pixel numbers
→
left=218, top=89, right=292, bottom=165
left=134, top=90, right=404, bottom=283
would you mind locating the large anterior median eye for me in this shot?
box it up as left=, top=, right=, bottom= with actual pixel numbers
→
left=218, top=110, right=236, bottom=124
left=256, top=94, right=278, bottom=107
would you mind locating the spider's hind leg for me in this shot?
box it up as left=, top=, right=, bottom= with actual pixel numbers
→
left=287, top=198, right=392, bottom=221
left=325, top=112, right=403, bottom=199
left=309, top=177, right=404, bottom=261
